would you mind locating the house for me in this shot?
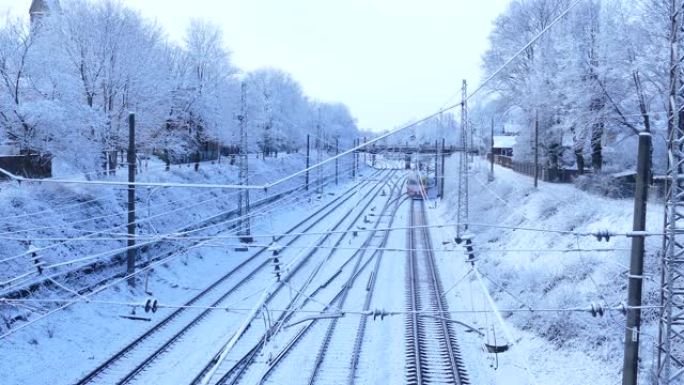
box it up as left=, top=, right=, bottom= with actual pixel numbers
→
left=492, top=135, right=516, bottom=157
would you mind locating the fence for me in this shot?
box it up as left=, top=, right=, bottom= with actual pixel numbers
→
left=153, top=144, right=240, bottom=166
left=0, top=154, right=52, bottom=180
left=489, top=154, right=586, bottom=184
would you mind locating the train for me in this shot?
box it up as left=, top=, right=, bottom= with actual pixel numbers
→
left=406, top=172, right=429, bottom=199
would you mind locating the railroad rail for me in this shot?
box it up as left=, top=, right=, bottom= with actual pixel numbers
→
left=192, top=171, right=400, bottom=385
left=248, top=184, right=405, bottom=385
left=74, top=169, right=388, bottom=385
left=1, top=170, right=355, bottom=301
left=405, top=199, right=469, bottom=385
left=306, top=196, right=408, bottom=385
left=346, top=183, right=407, bottom=385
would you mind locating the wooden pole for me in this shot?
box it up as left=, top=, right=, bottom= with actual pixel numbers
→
left=622, top=132, right=652, bottom=385
left=440, top=138, right=446, bottom=198
left=534, top=112, right=540, bottom=188
left=127, top=113, right=137, bottom=286
left=489, top=117, right=495, bottom=182
left=335, top=138, right=339, bottom=185
left=434, top=139, right=439, bottom=192
left=306, top=134, right=310, bottom=191
left=352, top=139, right=357, bottom=179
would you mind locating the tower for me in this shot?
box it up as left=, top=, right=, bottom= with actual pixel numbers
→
left=456, top=80, right=469, bottom=241
left=29, top=0, right=60, bottom=26
left=655, top=1, right=684, bottom=383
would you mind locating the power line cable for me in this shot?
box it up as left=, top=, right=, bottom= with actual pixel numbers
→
left=0, top=165, right=377, bottom=292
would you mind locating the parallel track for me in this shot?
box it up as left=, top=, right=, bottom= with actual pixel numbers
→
left=74, top=169, right=386, bottom=385
left=194, top=171, right=400, bottom=385
left=405, top=199, right=469, bottom=385
left=306, top=193, right=408, bottom=385
left=249, top=188, right=405, bottom=385
left=1, top=169, right=352, bottom=301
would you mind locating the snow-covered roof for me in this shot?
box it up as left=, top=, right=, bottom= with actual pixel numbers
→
left=30, top=0, right=60, bottom=15
left=612, top=170, right=637, bottom=178
left=493, top=136, right=517, bottom=149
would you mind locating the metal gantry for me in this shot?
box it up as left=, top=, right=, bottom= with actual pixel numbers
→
left=238, top=81, right=251, bottom=240
left=456, top=80, right=469, bottom=240
left=656, top=1, right=684, bottom=383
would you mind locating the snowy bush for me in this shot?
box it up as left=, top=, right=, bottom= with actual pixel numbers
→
left=574, top=174, right=627, bottom=199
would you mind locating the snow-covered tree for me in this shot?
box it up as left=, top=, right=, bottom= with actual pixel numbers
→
left=0, top=0, right=361, bottom=173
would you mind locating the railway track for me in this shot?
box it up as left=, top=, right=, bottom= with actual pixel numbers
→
left=405, top=199, right=469, bottom=385
left=192, top=171, right=401, bottom=385
left=306, top=197, right=408, bottom=385
left=346, top=183, right=407, bottom=385
left=1, top=171, right=352, bottom=301
left=224, top=178, right=406, bottom=385
left=73, top=169, right=389, bottom=385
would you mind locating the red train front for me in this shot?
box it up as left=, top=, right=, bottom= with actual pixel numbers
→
left=406, top=172, right=427, bottom=199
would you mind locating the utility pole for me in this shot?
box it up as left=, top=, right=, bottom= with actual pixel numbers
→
left=534, top=112, right=540, bottom=188
left=440, top=138, right=446, bottom=199
left=364, top=137, right=367, bottom=165
left=434, top=139, right=439, bottom=193
left=622, top=132, right=652, bottom=385
left=316, top=109, right=323, bottom=194
left=469, top=118, right=475, bottom=164
left=305, top=134, right=310, bottom=191
left=335, top=138, right=339, bottom=185
left=352, top=139, right=357, bottom=180
left=489, top=117, right=495, bottom=182
left=357, top=138, right=361, bottom=176
left=238, top=82, right=252, bottom=243
left=126, top=112, right=137, bottom=286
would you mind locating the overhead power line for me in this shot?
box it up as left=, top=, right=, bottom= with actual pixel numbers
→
left=0, top=297, right=659, bottom=316
left=0, top=0, right=583, bottom=194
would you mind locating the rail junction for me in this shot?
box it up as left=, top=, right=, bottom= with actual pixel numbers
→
left=67, top=164, right=471, bottom=385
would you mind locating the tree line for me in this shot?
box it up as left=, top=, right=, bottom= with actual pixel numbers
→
left=0, top=0, right=360, bottom=173
left=478, top=0, right=669, bottom=174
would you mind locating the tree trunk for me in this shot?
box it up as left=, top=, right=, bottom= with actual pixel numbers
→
left=591, top=121, right=603, bottom=171
left=576, top=150, right=585, bottom=175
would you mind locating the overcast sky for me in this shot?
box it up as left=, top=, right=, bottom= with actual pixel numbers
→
left=2, top=0, right=511, bottom=131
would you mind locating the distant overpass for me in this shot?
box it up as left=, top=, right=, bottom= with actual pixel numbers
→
left=358, top=145, right=463, bottom=155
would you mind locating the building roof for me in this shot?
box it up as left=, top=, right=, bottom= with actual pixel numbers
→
left=493, top=135, right=517, bottom=149
left=30, top=0, right=60, bottom=15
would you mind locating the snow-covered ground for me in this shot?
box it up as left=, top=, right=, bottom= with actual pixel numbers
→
left=0, top=152, right=359, bottom=385
left=0, top=152, right=349, bottom=294
left=430, top=155, right=663, bottom=384
left=1, top=151, right=662, bottom=385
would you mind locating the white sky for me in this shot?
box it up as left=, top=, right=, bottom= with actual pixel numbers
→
left=1, top=0, right=511, bottom=131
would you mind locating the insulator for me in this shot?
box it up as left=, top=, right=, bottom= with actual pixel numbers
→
left=144, top=299, right=159, bottom=313
left=590, top=303, right=604, bottom=318
left=619, top=302, right=627, bottom=315
left=594, top=230, right=613, bottom=243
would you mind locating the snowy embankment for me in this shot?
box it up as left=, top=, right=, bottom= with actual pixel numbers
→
left=0, top=153, right=345, bottom=319
left=0, top=152, right=358, bottom=385
left=432, top=156, right=663, bottom=384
